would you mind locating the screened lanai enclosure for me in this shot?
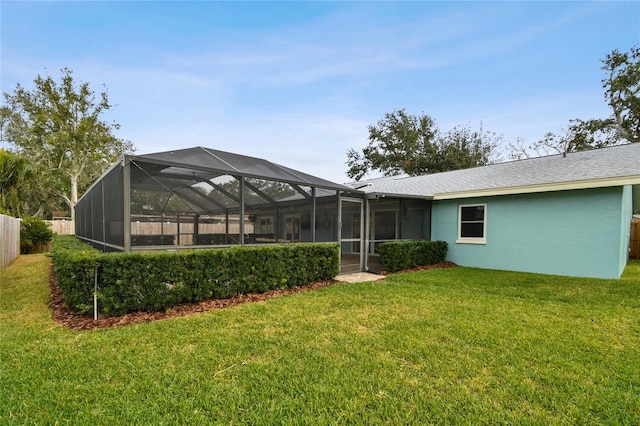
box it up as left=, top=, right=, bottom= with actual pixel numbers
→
left=75, top=147, right=431, bottom=273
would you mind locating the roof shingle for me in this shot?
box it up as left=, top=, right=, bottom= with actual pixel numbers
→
left=346, top=143, right=640, bottom=198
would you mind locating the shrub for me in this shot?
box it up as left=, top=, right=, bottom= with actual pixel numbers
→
left=52, top=236, right=340, bottom=316
left=51, top=236, right=100, bottom=313
left=378, top=240, right=448, bottom=272
left=20, top=217, right=54, bottom=254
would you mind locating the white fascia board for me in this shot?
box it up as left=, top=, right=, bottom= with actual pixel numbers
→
left=432, top=175, right=640, bottom=201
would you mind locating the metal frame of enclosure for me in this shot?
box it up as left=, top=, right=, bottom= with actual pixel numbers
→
left=75, top=147, right=365, bottom=271
left=76, top=147, right=432, bottom=273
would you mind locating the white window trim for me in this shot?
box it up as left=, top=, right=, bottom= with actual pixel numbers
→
left=456, top=203, right=487, bottom=244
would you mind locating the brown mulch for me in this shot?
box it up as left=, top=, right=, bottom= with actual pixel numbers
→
left=48, top=261, right=457, bottom=331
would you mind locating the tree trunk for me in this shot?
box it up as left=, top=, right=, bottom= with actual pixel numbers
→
left=70, top=175, right=78, bottom=223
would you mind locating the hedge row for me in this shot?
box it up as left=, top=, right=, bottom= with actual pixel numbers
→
left=378, top=240, right=448, bottom=272
left=52, top=236, right=339, bottom=316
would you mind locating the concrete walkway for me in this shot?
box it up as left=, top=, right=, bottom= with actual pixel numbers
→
left=334, top=272, right=386, bottom=283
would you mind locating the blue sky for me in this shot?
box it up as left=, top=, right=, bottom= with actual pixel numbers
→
left=1, top=1, right=639, bottom=183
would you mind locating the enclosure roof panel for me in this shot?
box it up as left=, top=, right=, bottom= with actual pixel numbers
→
left=129, top=147, right=353, bottom=191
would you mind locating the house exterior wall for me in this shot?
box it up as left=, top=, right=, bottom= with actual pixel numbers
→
left=431, top=186, right=631, bottom=279
left=618, top=185, right=633, bottom=276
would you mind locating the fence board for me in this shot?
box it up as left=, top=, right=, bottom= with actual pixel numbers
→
left=48, top=221, right=256, bottom=237
left=49, top=220, right=75, bottom=235
left=631, top=221, right=640, bottom=260
left=1, top=214, right=21, bottom=269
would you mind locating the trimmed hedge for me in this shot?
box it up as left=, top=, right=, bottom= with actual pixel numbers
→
left=378, top=240, right=448, bottom=272
left=51, top=236, right=100, bottom=314
left=52, top=236, right=339, bottom=316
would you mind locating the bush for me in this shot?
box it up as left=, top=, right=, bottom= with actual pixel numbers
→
left=52, top=236, right=340, bottom=316
left=20, top=217, right=54, bottom=254
left=378, top=240, right=448, bottom=272
left=51, top=236, right=100, bottom=313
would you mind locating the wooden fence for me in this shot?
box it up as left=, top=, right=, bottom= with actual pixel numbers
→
left=50, top=221, right=254, bottom=237
left=49, top=220, right=75, bottom=235
left=48, top=220, right=254, bottom=245
left=631, top=221, right=640, bottom=260
left=1, top=214, right=21, bottom=269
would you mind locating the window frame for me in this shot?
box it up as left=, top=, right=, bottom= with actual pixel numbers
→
left=457, top=203, right=487, bottom=244
left=284, top=214, right=301, bottom=241
left=257, top=216, right=274, bottom=234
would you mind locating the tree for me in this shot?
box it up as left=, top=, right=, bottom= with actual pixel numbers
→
left=437, top=123, right=502, bottom=172
left=1, top=148, right=32, bottom=216
left=0, top=148, right=53, bottom=217
left=508, top=121, right=619, bottom=160
left=2, top=68, right=134, bottom=221
left=509, top=45, right=639, bottom=159
left=590, top=45, right=640, bottom=143
left=560, top=46, right=639, bottom=150
left=346, top=109, right=501, bottom=180
left=20, top=217, right=54, bottom=254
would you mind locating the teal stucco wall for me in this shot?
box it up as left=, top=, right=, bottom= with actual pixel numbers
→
left=431, top=186, right=632, bottom=279
left=617, top=185, right=633, bottom=277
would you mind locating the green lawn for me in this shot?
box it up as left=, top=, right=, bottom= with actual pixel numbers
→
left=1, top=255, right=639, bottom=425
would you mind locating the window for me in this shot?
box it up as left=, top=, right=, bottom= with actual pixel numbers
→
left=284, top=215, right=300, bottom=241
left=458, top=204, right=486, bottom=244
left=258, top=217, right=273, bottom=234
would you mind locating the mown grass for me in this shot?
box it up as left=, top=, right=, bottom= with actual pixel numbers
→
left=1, top=255, right=639, bottom=425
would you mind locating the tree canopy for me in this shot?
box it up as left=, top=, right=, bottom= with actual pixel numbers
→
left=0, top=149, right=47, bottom=217
left=510, top=45, right=639, bottom=159
left=2, top=68, right=134, bottom=219
left=594, top=45, right=639, bottom=143
left=346, top=109, right=501, bottom=180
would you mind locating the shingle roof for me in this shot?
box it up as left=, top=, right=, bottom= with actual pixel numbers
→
left=346, top=143, right=640, bottom=199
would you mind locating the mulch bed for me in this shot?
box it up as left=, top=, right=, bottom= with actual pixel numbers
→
left=48, top=261, right=457, bottom=331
